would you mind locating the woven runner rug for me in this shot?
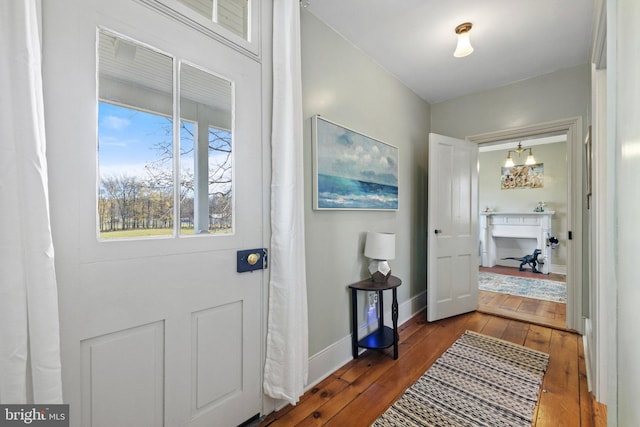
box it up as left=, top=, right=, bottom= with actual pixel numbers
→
left=479, top=271, right=567, bottom=303
left=372, top=331, right=549, bottom=427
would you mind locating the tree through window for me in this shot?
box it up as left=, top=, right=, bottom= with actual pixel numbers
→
left=97, top=31, right=234, bottom=239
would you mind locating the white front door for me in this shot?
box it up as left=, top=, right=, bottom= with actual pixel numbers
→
left=427, top=133, right=479, bottom=322
left=43, top=1, right=265, bottom=426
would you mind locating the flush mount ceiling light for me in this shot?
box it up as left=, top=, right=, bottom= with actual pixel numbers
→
left=454, top=22, right=474, bottom=58
left=504, top=142, right=536, bottom=167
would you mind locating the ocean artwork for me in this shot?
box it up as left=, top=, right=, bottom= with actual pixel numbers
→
left=317, top=174, right=398, bottom=209
left=313, top=116, right=399, bottom=210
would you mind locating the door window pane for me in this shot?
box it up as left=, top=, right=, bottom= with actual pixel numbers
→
left=178, top=0, right=248, bottom=39
left=97, top=31, right=234, bottom=239
left=180, top=64, right=233, bottom=235
left=98, top=31, right=174, bottom=239
left=179, top=120, right=196, bottom=233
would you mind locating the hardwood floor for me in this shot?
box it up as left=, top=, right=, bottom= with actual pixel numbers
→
left=478, top=266, right=568, bottom=330
left=260, top=311, right=593, bottom=427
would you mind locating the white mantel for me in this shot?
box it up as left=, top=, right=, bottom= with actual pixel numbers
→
left=479, top=211, right=555, bottom=274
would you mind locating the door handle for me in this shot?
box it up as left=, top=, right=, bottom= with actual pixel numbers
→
left=237, top=248, right=268, bottom=272
left=247, top=253, right=260, bottom=265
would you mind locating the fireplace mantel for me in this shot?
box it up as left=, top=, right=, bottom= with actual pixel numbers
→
left=479, top=211, right=555, bottom=274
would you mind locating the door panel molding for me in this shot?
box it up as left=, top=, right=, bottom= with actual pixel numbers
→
left=81, top=321, right=165, bottom=427
left=191, top=302, right=243, bottom=412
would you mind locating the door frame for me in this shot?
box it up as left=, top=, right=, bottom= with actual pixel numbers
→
left=468, top=117, right=583, bottom=333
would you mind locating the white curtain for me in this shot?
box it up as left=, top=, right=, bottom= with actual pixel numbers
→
left=0, top=0, right=63, bottom=404
left=263, top=0, right=309, bottom=405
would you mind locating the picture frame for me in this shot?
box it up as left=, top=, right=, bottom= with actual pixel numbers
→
left=312, top=115, right=399, bottom=210
left=500, top=163, right=544, bottom=189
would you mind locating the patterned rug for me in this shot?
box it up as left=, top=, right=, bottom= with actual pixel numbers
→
left=372, top=331, right=549, bottom=427
left=479, top=272, right=567, bottom=303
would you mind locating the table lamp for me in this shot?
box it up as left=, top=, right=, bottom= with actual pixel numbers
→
left=364, top=231, right=396, bottom=282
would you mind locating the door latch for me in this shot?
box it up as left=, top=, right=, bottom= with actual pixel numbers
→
left=237, top=248, right=268, bottom=273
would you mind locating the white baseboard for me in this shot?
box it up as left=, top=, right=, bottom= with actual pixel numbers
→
left=550, top=263, right=567, bottom=275
left=306, top=290, right=426, bottom=391
left=583, top=317, right=593, bottom=392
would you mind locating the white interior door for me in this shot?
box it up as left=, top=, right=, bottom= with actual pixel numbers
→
left=43, top=1, right=264, bottom=426
left=427, top=133, right=479, bottom=322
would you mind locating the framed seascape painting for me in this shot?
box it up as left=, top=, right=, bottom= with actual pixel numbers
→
left=312, top=115, right=398, bottom=210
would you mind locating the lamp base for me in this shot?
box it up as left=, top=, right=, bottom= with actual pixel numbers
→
left=370, top=271, right=391, bottom=283
left=368, top=260, right=391, bottom=283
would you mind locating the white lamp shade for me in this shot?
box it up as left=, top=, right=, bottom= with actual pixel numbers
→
left=364, top=232, right=395, bottom=260
left=525, top=153, right=536, bottom=165
left=454, top=32, right=474, bottom=58
left=504, top=156, right=515, bottom=168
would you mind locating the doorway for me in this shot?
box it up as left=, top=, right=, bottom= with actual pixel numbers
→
left=468, top=118, right=583, bottom=333
left=476, top=135, right=568, bottom=329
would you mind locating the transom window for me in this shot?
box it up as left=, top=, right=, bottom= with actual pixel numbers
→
left=178, top=0, right=249, bottom=39
left=97, top=30, right=234, bottom=239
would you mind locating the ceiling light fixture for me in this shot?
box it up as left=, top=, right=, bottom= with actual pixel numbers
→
left=504, top=142, right=536, bottom=167
left=454, top=22, right=474, bottom=58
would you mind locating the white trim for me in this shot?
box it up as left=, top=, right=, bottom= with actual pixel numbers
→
left=469, top=117, right=583, bottom=333
left=135, top=0, right=262, bottom=61
left=478, top=134, right=566, bottom=152
left=305, top=291, right=426, bottom=392
left=592, top=63, right=615, bottom=405
left=550, top=264, right=567, bottom=275
left=306, top=333, right=352, bottom=392
left=592, top=0, right=607, bottom=70
left=586, top=0, right=611, bottom=407
left=584, top=317, right=593, bottom=391
left=259, top=0, right=274, bottom=416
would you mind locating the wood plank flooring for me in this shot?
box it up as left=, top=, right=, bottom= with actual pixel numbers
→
left=478, top=266, right=568, bottom=330
left=260, top=311, right=592, bottom=427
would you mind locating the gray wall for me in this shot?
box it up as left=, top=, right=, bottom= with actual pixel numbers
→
left=431, top=64, right=591, bottom=139
left=301, top=10, right=431, bottom=355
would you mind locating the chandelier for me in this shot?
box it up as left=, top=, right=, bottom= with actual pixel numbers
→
left=504, top=142, right=536, bottom=167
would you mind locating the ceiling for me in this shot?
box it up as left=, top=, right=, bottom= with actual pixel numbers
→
left=304, top=0, right=595, bottom=104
